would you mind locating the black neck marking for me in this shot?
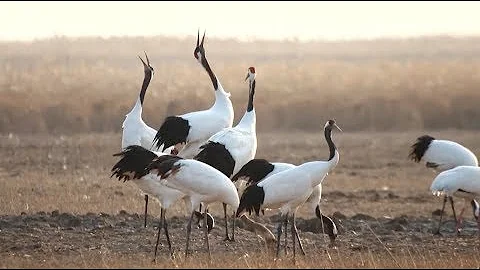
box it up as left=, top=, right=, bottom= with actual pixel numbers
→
left=139, top=68, right=153, bottom=105
left=201, top=57, right=218, bottom=90
left=247, top=80, right=255, bottom=112
left=231, top=159, right=274, bottom=185
left=324, top=126, right=336, bottom=161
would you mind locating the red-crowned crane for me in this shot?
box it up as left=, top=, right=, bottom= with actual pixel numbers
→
left=409, top=135, right=478, bottom=234
left=193, top=66, right=258, bottom=241
left=152, top=30, right=234, bottom=158
left=236, top=119, right=342, bottom=259
left=146, top=155, right=240, bottom=260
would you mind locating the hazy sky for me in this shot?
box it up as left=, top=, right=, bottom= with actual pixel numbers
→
left=1, top=1, right=480, bottom=41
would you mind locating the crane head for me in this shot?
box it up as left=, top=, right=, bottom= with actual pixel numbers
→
left=194, top=29, right=207, bottom=64
left=245, top=66, right=256, bottom=82
left=138, top=51, right=154, bottom=75
left=324, top=119, right=342, bottom=132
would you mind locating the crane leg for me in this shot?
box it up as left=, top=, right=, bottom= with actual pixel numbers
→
left=283, top=213, right=289, bottom=256
left=292, top=213, right=306, bottom=256
left=163, top=209, right=173, bottom=259
left=144, top=194, right=149, bottom=228
left=153, top=208, right=164, bottom=262
left=204, top=207, right=211, bottom=261
left=434, top=196, right=448, bottom=235
left=222, top=203, right=232, bottom=241
left=449, top=196, right=460, bottom=235
left=185, top=210, right=195, bottom=258
left=275, top=216, right=286, bottom=259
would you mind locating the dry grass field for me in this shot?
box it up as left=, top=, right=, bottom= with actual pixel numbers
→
left=2, top=130, right=480, bottom=268
left=2, top=36, right=480, bottom=268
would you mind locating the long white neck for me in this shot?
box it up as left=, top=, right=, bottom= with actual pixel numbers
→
left=236, top=109, right=256, bottom=131
left=127, top=97, right=143, bottom=117
left=211, top=80, right=233, bottom=111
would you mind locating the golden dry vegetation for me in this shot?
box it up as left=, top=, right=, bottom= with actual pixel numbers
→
left=1, top=35, right=480, bottom=134
left=2, top=36, right=480, bottom=268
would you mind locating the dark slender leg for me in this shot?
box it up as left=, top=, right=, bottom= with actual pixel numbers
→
left=292, top=213, right=306, bottom=256
left=434, top=196, right=447, bottom=235
left=204, top=207, right=211, bottom=260
left=222, top=203, right=231, bottom=241
left=284, top=213, right=289, bottom=255
left=231, top=210, right=236, bottom=241
left=185, top=211, right=195, bottom=258
left=449, top=196, right=459, bottom=235
left=153, top=208, right=164, bottom=262
left=291, top=214, right=296, bottom=260
left=144, top=194, right=148, bottom=228
left=275, top=218, right=284, bottom=258
left=163, top=209, right=173, bottom=258
left=199, top=203, right=202, bottom=213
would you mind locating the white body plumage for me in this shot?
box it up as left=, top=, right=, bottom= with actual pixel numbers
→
left=122, top=98, right=157, bottom=150
left=430, top=165, right=480, bottom=199
left=258, top=157, right=338, bottom=215
left=423, top=140, right=478, bottom=172
left=153, top=159, right=240, bottom=211
left=208, top=109, right=257, bottom=176
left=177, top=87, right=234, bottom=158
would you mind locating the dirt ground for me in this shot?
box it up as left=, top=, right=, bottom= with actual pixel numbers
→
left=2, top=131, right=480, bottom=268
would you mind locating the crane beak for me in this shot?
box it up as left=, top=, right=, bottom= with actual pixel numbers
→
left=244, top=73, right=249, bottom=82
left=138, top=55, right=147, bottom=67
left=333, top=123, right=342, bottom=132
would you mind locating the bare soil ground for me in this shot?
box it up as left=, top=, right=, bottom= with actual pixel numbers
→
left=1, top=131, right=480, bottom=268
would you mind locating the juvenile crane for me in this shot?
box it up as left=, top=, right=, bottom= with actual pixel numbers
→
left=409, top=135, right=478, bottom=234
left=152, top=30, right=234, bottom=158
left=194, top=66, right=258, bottom=241
left=236, top=119, right=342, bottom=259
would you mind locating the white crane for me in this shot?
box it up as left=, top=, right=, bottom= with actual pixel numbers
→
left=152, top=30, right=234, bottom=158
left=430, top=165, right=480, bottom=233
left=232, top=159, right=338, bottom=247
left=146, top=155, right=240, bottom=260
left=236, top=119, right=342, bottom=259
left=120, top=52, right=175, bottom=228
left=409, top=135, right=478, bottom=234
left=193, top=66, right=258, bottom=241
left=110, top=145, right=214, bottom=260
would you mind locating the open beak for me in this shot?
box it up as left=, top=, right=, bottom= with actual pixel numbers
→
left=144, top=51, right=150, bottom=66
left=138, top=55, right=147, bottom=67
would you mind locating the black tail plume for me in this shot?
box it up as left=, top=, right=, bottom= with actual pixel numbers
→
left=409, top=135, right=435, bottom=162
left=111, top=145, right=158, bottom=182
left=236, top=184, right=265, bottom=217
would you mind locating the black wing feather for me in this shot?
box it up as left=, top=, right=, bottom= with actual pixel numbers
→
left=194, top=141, right=235, bottom=178
left=111, top=145, right=158, bottom=182
left=153, top=116, right=191, bottom=152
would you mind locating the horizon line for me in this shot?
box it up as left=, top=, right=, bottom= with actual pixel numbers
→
left=1, top=33, right=480, bottom=44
